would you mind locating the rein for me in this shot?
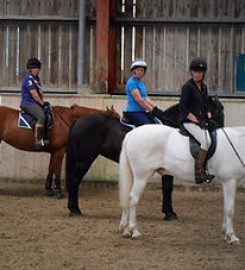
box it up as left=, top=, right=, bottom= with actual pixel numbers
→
left=221, top=128, right=245, bottom=168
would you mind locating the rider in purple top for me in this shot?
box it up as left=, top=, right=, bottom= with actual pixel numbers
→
left=20, top=58, right=49, bottom=149
left=21, top=69, right=43, bottom=106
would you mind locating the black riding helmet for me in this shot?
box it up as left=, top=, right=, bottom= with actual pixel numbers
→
left=189, top=57, right=207, bottom=72
left=26, top=58, right=41, bottom=69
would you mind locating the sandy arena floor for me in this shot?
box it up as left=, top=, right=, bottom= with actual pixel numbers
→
left=0, top=179, right=244, bottom=270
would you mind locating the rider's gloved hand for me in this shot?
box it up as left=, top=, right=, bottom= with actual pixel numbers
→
left=42, top=101, right=50, bottom=108
left=151, top=106, right=164, bottom=118
left=208, top=119, right=218, bottom=128
left=198, top=120, right=208, bottom=129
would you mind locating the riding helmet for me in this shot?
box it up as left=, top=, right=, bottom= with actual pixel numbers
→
left=189, top=57, right=207, bottom=72
left=130, top=59, right=147, bottom=71
left=26, top=58, right=42, bottom=69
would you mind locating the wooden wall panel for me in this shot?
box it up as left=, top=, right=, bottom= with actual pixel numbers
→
left=19, top=0, right=38, bottom=16
left=0, top=0, right=80, bottom=91
left=0, top=0, right=7, bottom=16
left=0, top=0, right=244, bottom=94
left=113, top=0, right=244, bottom=94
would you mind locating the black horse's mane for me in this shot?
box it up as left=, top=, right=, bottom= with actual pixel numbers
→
left=152, top=96, right=224, bottom=129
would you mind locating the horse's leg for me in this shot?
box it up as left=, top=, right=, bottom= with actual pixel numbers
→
left=53, top=149, right=66, bottom=199
left=68, top=174, right=82, bottom=216
left=45, top=173, right=55, bottom=197
left=68, top=161, right=94, bottom=217
left=44, top=154, right=56, bottom=197
left=126, top=178, right=148, bottom=239
left=221, top=179, right=240, bottom=244
left=47, top=151, right=65, bottom=199
left=162, top=175, right=178, bottom=220
left=119, top=209, right=129, bottom=232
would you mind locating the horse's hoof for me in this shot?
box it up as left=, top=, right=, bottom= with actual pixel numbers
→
left=164, top=212, right=178, bottom=221
left=69, top=209, right=82, bottom=217
left=132, top=229, right=141, bottom=240
left=123, top=227, right=132, bottom=238
left=45, top=189, right=55, bottom=197
left=55, top=191, right=65, bottom=200
left=224, top=234, right=240, bottom=245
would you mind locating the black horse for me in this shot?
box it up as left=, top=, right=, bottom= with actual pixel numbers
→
left=66, top=96, right=224, bottom=219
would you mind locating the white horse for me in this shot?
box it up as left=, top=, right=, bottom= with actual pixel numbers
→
left=119, top=124, right=245, bottom=244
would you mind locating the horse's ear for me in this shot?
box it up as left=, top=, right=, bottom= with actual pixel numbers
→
left=214, top=95, right=224, bottom=110
left=70, top=103, right=78, bottom=109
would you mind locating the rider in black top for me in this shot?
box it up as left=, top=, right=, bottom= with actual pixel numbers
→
left=179, top=57, right=214, bottom=184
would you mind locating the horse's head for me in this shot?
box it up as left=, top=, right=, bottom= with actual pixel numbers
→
left=105, top=105, right=121, bottom=119
left=208, top=95, right=225, bottom=127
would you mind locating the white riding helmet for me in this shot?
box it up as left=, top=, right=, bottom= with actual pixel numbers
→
left=130, top=59, right=147, bottom=71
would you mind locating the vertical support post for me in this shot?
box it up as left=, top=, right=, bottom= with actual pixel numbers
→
left=229, top=0, right=235, bottom=93
left=95, top=0, right=117, bottom=93
left=108, top=1, right=117, bottom=93
left=77, top=0, right=85, bottom=91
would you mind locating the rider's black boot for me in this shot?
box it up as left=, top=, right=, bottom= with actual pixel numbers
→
left=195, top=148, right=209, bottom=184
left=34, top=124, right=49, bottom=149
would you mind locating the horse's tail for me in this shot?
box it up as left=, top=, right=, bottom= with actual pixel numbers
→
left=119, top=137, right=133, bottom=210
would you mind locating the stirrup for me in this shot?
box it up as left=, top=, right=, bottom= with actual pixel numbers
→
left=206, top=174, right=215, bottom=183
left=34, top=139, right=49, bottom=150
left=195, top=171, right=208, bottom=184
left=40, top=138, right=50, bottom=147
left=34, top=141, right=43, bottom=150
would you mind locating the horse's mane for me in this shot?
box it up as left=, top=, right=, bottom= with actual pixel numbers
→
left=0, top=105, right=18, bottom=113
left=52, top=106, right=71, bottom=114
left=163, top=103, right=179, bottom=115
left=69, top=104, right=121, bottom=119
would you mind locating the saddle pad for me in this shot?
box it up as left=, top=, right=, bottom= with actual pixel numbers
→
left=18, top=112, right=32, bottom=129
left=120, top=118, right=135, bottom=129
left=120, top=116, right=162, bottom=129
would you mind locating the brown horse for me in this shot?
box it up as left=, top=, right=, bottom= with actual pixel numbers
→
left=0, top=104, right=120, bottom=198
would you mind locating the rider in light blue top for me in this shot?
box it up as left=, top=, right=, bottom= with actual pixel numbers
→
left=125, top=59, right=155, bottom=126
left=126, top=76, right=147, bottom=112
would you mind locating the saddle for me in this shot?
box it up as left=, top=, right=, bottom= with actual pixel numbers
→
left=179, top=127, right=217, bottom=160
left=18, top=104, right=54, bottom=131
left=120, top=111, right=162, bottom=129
